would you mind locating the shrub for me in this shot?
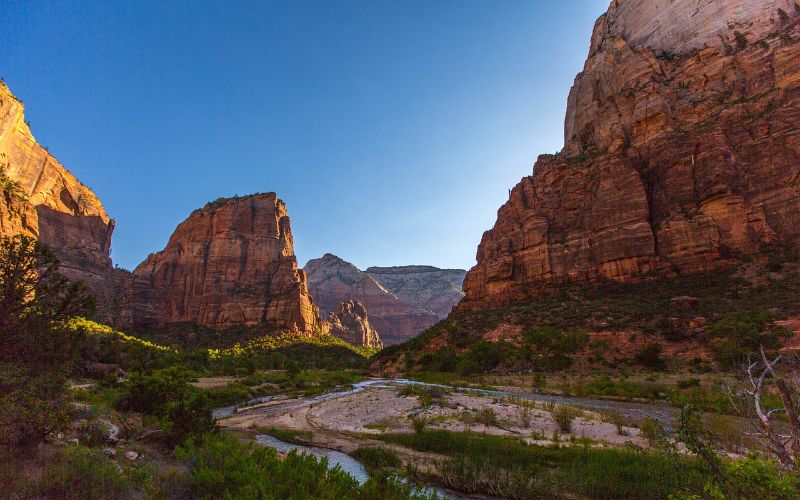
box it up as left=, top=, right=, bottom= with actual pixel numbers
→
left=176, top=433, right=425, bottom=499
left=412, top=416, right=427, bottom=434
left=707, top=310, right=791, bottom=367
left=33, top=446, right=128, bottom=498
left=634, top=343, right=665, bottom=370
left=639, top=416, right=663, bottom=446
left=351, top=446, right=401, bottom=475
left=553, top=406, right=580, bottom=433
left=475, top=408, right=499, bottom=428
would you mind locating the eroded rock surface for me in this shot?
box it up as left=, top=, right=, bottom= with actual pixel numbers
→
left=305, top=254, right=465, bottom=345
left=461, top=0, right=800, bottom=310
left=128, top=194, right=318, bottom=332
left=323, top=300, right=383, bottom=348
left=0, top=82, right=115, bottom=297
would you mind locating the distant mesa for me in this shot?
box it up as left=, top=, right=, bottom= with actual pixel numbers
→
left=305, top=253, right=466, bottom=345
left=125, top=193, right=319, bottom=333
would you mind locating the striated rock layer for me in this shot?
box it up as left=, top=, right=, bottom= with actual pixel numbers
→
left=0, top=82, right=115, bottom=296
left=461, top=0, right=800, bottom=310
left=305, top=254, right=465, bottom=345
left=323, top=300, right=383, bottom=349
left=366, top=266, right=466, bottom=320
left=129, top=194, right=318, bottom=332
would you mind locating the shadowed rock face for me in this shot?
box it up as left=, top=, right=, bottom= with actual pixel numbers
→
left=305, top=254, right=466, bottom=345
left=365, top=266, right=466, bottom=319
left=128, top=194, right=319, bottom=332
left=0, top=82, right=115, bottom=296
left=324, top=300, right=383, bottom=349
left=460, top=0, right=800, bottom=311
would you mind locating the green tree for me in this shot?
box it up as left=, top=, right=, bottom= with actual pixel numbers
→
left=0, top=235, right=95, bottom=449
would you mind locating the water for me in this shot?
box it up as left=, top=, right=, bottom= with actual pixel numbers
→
left=254, top=433, right=476, bottom=499
left=212, top=395, right=273, bottom=419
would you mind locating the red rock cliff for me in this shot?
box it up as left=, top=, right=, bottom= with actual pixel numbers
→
left=461, top=0, right=800, bottom=309
left=129, top=194, right=318, bottom=332
left=0, top=82, right=115, bottom=294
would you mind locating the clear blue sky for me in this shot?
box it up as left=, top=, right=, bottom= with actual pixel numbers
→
left=1, top=1, right=607, bottom=272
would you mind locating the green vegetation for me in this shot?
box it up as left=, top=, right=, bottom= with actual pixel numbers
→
left=0, top=235, right=95, bottom=450
left=351, top=446, right=402, bottom=476
left=707, top=310, right=791, bottom=368
left=377, top=429, right=708, bottom=499
left=552, top=406, right=581, bottom=433
left=257, top=427, right=314, bottom=445
left=175, top=433, right=430, bottom=499
left=377, top=266, right=800, bottom=375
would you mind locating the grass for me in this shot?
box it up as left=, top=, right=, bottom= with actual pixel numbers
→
left=254, top=426, right=314, bottom=445
left=351, top=446, right=402, bottom=475
left=377, top=429, right=709, bottom=499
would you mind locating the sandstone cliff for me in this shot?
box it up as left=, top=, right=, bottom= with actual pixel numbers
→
left=461, top=0, right=800, bottom=310
left=366, top=265, right=466, bottom=319
left=304, top=254, right=465, bottom=345
left=323, top=300, right=383, bottom=349
left=128, top=194, right=318, bottom=332
left=0, top=82, right=115, bottom=295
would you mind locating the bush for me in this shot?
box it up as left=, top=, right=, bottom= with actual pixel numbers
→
left=32, top=446, right=128, bottom=498
left=176, top=432, right=426, bottom=499
left=119, top=366, right=216, bottom=446
left=0, top=236, right=94, bottom=451
left=639, top=416, right=663, bottom=446
left=475, top=408, right=499, bottom=428
left=412, top=416, right=427, bottom=434
left=634, top=343, right=665, bottom=370
left=351, top=446, right=401, bottom=475
left=707, top=310, right=791, bottom=368
left=553, top=406, right=580, bottom=433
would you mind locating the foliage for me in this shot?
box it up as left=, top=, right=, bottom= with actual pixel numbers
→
left=552, top=405, right=580, bottom=433
left=0, top=236, right=95, bottom=450
left=379, top=429, right=708, bottom=499
left=351, top=446, right=402, bottom=476
left=210, top=331, right=379, bottom=359
left=639, top=416, right=664, bottom=446
left=707, top=310, right=790, bottom=367
left=119, top=366, right=216, bottom=446
left=634, top=343, right=666, bottom=370
left=176, top=432, right=429, bottom=499
left=32, top=446, right=129, bottom=498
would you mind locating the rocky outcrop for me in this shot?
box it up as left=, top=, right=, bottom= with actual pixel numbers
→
left=128, top=194, right=318, bottom=332
left=0, top=82, right=115, bottom=296
left=305, top=254, right=465, bottom=345
left=461, top=0, right=800, bottom=310
left=324, top=300, right=383, bottom=348
left=365, top=266, right=466, bottom=319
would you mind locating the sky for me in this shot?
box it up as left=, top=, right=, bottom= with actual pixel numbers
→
left=1, top=0, right=607, bottom=272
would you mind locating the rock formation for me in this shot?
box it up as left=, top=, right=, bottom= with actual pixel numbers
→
left=128, top=194, right=318, bottom=332
left=0, top=82, right=115, bottom=296
left=324, top=300, right=383, bottom=348
left=366, top=266, right=466, bottom=319
left=305, top=254, right=466, bottom=345
left=460, top=0, right=800, bottom=310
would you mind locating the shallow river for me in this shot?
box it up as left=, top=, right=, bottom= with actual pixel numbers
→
left=217, top=378, right=682, bottom=499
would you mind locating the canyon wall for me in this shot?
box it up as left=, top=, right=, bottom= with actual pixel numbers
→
left=323, top=300, right=383, bottom=348
left=460, top=0, right=800, bottom=310
left=305, top=254, right=465, bottom=344
left=0, top=82, right=115, bottom=296
left=129, top=194, right=319, bottom=332
left=365, top=266, right=466, bottom=319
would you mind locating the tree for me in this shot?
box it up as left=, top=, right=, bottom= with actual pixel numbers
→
left=724, top=348, right=800, bottom=469
left=0, top=235, right=95, bottom=449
